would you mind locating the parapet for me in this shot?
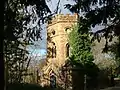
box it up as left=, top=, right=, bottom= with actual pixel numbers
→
left=47, top=13, right=78, bottom=26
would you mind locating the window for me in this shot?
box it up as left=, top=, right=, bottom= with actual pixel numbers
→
left=52, top=30, right=55, bottom=35
left=65, top=27, right=71, bottom=34
left=52, top=47, right=54, bottom=58
left=52, top=42, right=56, bottom=58
left=50, top=72, right=56, bottom=88
left=54, top=46, right=56, bottom=58
left=66, top=43, right=70, bottom=57
left=51, top=29, right=55, bottom=35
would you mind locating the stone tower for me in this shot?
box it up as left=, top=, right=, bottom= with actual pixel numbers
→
left=40, top=14, right=118, bottom=87
left=41, top=14, right=78, bottom=86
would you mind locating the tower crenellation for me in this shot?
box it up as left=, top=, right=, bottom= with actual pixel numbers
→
left=48, top=13, right=78, bottom=26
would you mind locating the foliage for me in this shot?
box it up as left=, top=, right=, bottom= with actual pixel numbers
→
left=66, top=0, right=120, bottom=82
left=4, top=0, right=51, bottom=84
left=4, top=41, right=29, bottom=83
left=68, top=24, right=99, bottom=90
left=94, top=58, right=118, bottom=73
left=4, top=0, right=51, bottom=43
left=68, top=24, right=94, bottom=65
left=92, top=38, right=119, bottom=72
left=65, top=0, right=120, bottom=52
left=108, top=36, right=120, bottom=65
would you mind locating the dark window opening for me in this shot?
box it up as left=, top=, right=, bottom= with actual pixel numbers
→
left=52, top=42, right=56, bottom=58
left=52, top=47, right=54, bottom=58
left=54, top=46, right=56, bottom=58
left=52, top=30, right=55, bottom=35
left=50, top=71, right=56, bottom=88
left=66, top=43, right=70, bottom=57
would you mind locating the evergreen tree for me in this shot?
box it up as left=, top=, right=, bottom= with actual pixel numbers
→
left=69, top=24, right=94, bottom=65
left=68, top=24, right=99, bottom=90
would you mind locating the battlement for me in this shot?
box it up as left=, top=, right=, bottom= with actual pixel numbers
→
left=47, top=13, right=78, bottom=26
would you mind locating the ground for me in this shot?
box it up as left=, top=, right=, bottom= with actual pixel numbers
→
left=101, top=87, right=120, bottom=90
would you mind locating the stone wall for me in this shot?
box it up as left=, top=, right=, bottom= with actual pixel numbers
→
left=41, top=14, right=78, bottom=86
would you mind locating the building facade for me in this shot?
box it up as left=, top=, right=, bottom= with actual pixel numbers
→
left=40, top=14, right=78, bottom=87
left=40, top=14, right=117, bottom=88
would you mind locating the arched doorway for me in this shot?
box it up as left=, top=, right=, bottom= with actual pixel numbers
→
left=50, top=71, right=56, bottom=88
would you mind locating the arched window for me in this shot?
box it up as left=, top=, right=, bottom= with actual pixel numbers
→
left=52, top=30, right=55, bottom=35
left=52, top=42, right=56, bottom=58
left=65, top=27, right=71, bottom=34
left=50, top=71, right=56, bottom=88
left=66, top=43, right=70, bottom=57
left=54, top=46, right=56, bottom=58
left=51, top=29, right=55, bottom=35
left=52, top=47, right=54, bottom=58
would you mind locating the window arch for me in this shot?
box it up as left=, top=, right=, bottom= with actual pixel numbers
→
left=65, top=27, right=71, bottom=34
left=65, top=27, right=70, bottom=31
left=66, top=43, right=70, bottom=57
left=51, top=29, right=55, bottom=35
